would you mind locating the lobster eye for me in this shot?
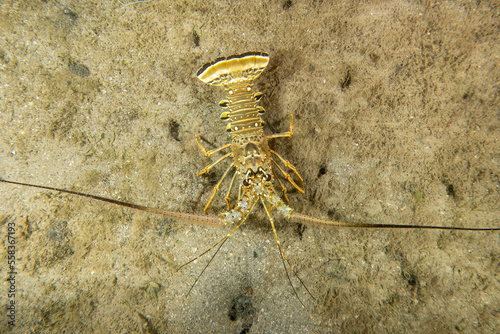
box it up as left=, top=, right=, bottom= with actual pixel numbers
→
left=263, top=174, right=272, bottom=181
left=242, top=179, right=250, bottom=186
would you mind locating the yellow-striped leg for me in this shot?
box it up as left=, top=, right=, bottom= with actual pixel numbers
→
left=272, top=168, right=289, bottom=202
left=203, top=162, right=235, bottom=212
left=271, top=158, right=304, bottom=194
left=196, top=136, right=232, bottom=156
left=265, top=114, right=295, bottom=139
left=270, top=149, right=303, bottom=182
left=197, top=152, right=232, bottom=176
left=225, top=170, right=238, bottom=210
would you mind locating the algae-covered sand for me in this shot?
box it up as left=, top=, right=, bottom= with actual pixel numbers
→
left=0, top=0, right=499, bottom=332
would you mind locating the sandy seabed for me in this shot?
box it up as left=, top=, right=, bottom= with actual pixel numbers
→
left=0, top=0, right=499, bottom=333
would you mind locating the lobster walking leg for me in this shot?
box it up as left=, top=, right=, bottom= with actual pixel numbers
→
left=196, top=152, right=232, bottom=176
left=195, top=136, right=232, bottom=157
left=203, top=163, right=235, bottom=212
left=271, top=158, right=304, bottom=194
